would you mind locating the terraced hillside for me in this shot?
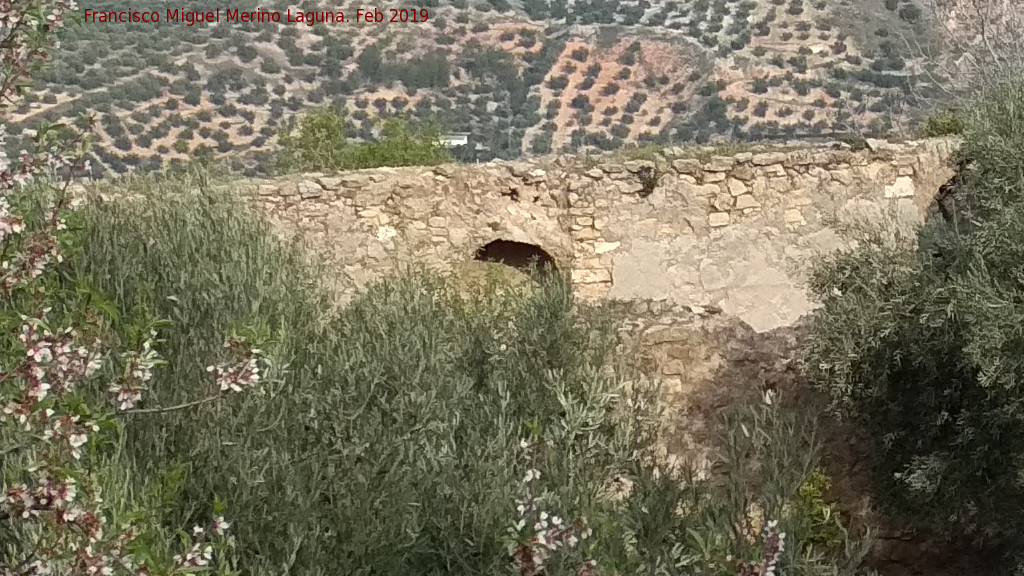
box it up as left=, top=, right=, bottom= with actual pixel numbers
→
left=5, top=0, right=949, bottom=177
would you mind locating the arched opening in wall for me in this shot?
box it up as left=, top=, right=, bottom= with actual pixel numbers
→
left=473, top=240, right=558, bottom=277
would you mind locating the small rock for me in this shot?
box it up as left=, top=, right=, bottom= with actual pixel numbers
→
left=731, top=164, right=754, bottom=181
left=751, top=151, right=788, bottom=165
left=727, top=178, right=748, bottom=196
left=831, top=168, right=853, bottom=185
left=662, top=359, right=687, bottom=376
left=784, top=149, right=814, bottom=166
left=672, top=158, right=700, bottom=174
left=709, top=212, right=730, bottom=227
left=509, top=165, right=531, bottom=178
left=786, top=195, right=812, bottom=208
left=734, top=194, right=759, bottom=209
left=643, top=325, right=690, bottom=344
left=298, top=180, right=323, bottom=198
left=623, top=160, right=656, bottom=172
left=433, top=165, right=455, bottom=178
left=712, top=193, right=733, bottom=211
left=807, top=166, right=830, bottom=180
left=695, top=184, right=721, bottom=196
left=340, top=174, right=370, bottom=188
left=705, top=155, right=735, bottom=171
left=865, top=138, right=891, bottom=152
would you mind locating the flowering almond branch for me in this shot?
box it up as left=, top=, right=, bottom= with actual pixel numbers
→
left=734, top=520, right=786, bottom=576
left=0, top=1, right=265, bottom=574
left=508, top=435, right=595, bottom=576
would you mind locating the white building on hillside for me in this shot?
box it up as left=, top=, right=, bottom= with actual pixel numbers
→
left=439, top=132, right=470, bottom=147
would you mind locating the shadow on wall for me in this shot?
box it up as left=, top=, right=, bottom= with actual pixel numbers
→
left=473, top=240, right=558, bottom=277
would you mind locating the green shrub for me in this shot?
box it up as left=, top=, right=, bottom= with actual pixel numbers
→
left=686, top=399, right=874, bottom=576
left=67, top=176, right=661, bottom=575
left=921, top=107, right=966, bottom=137
left=801, top=76, right=1024, bottom=569
left=274, top=107, right=453, bottom=173
left=835, top=133, right=867, bottom=151
left=63, top=171, right=876, bottom=576
left=790, top=468, right=846, bottom=551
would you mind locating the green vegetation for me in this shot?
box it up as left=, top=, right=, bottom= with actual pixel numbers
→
left=274, top=107, right=453, bottom=173
left=0, top=170, right=867, bottom=576
left=921, top=107, right=966, bottom=137
left=3, top=25, right=876, bottom=569
left=802, top=76, right=1024, bottom=571
left=18, top=4, right=1024, bottom=575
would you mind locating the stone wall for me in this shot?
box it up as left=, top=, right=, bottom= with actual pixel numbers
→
left=239, top=136, right=957, bottom=333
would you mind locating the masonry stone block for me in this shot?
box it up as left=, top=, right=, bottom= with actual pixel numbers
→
left=708, top=212, right=730, bottom=227
left=734, top=194, right=760, bottom=210
left=727, top=178, right=749, bottom=196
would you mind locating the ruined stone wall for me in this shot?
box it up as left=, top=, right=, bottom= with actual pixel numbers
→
left=601, top=297, right=796, bottom=467
left=229, top=139, right=959, bottom=572
left=238, top=136, right=957, bottom=332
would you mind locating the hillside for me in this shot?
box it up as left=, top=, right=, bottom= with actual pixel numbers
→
left=5, top=0, right=955, bottom=177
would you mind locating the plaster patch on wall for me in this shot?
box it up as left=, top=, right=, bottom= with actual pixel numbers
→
left=722, top=282, right=815, bottom=333
left=609, top=239, right=675, bottom=299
